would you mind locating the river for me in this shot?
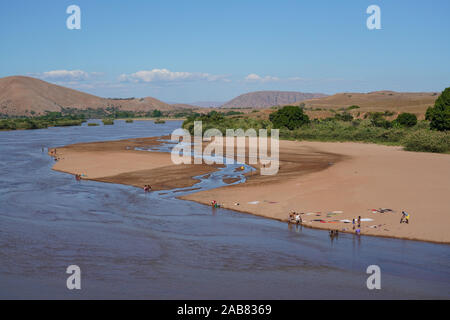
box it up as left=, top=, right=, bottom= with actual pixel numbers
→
left=0, top=120, right=448, bottom=299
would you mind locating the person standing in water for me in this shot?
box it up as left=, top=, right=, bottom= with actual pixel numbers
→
left=295, top=213, right=302, bottom=225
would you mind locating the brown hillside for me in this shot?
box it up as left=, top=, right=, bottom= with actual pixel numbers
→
left=298, top=91, right=439, bottom=115
left=0, top=76, right=177, bottom=116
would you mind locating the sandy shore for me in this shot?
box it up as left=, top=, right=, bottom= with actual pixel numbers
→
left=50, top=137, right=450, bottom=243
left=184, top=140, right=450, bottom=243
left=50, top=136, right=222, bottom=190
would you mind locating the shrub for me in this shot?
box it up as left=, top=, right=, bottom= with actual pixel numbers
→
left=351, top=119, right=361, bottom=127
left=125, top=119, right=134, bottom=123
left=269, top=105, right=310, bottom=130
left=403, top=130, right=450, bottom=153
left=415, top=120, right=430, bottom=130
left=102, top=119, right=114, bottom=125
left=335, top=112, right=353, bottom=122
left=395, top=113, right=417, bottom=127
left=225, top=111, right=244, bottom=116
left=369, top=112, right=392, bottom=128
left=347, top=105, right=360, bottom=110
left=0, top=120, right=16, bottom=130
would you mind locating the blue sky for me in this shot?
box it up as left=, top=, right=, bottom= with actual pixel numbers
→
left=1, top=0, right=449, bottom=102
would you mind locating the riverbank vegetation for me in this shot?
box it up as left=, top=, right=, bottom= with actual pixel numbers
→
left=58, top=107, right=196, bottom=120
left=182, top=88, right=450, bottom=153
left=102, top=119, right=114, bottom=125
left=0, top=112, right=86, bottom=130
left=0, top=106, right=197, bottom=131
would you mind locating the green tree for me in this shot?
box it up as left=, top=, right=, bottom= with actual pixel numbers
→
left=151, top=109, right=163, bottom=118
left=425, top=106, right=435, bottom=121
left=428, top=88, right=450, bottom=131
left=269, top=105, right=310, bottom=130
left=369, top=112, right=392, bottom=129
left=395, top=113, right=417, bottom=127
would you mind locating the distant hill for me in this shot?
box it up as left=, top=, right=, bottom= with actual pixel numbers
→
left=0, top=76, right=183, bottom=116
left=221, top=91, right=327, bottom=108
left=298, top=91, right=439, bottom=114
left=1, top=76, right=439, bottom=117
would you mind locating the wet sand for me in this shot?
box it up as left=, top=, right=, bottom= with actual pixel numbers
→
left=51, top=137, right=450, bottom=243
left=50, top=136, right=221, bottom=190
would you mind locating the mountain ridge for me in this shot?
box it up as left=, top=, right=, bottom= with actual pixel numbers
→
left=221, top=90, right=328, bottom=108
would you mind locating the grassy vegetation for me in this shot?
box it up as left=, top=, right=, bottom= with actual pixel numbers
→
left=0, top=112, right=86, bottom=130
left=60, top=107, right=167, bottom=119
left=102, top=119, right=114, bottom=125
left=183, top=103, right=450, bottom=154
left=60, top=106, right=192, bottom=120
left=281, top=119, right=449, bottom=152
left=403, top=130, right=449, bottom=153
left=125, top=119, right=134, bottom=123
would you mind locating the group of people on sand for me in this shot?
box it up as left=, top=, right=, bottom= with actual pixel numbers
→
left=143, top=185, right=152, bottom=192
left=287, top=208, right=411, bottom=238
left=49, top=148, right=60, bottom=161
left=352, top=216, right=362, bottom=234
left=289, top=211, right=302, bottom=225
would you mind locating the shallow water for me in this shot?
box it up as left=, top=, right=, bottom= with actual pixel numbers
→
left=137, top=138, right=256, bottom=197
left=0, top=120, right=449, bottom=299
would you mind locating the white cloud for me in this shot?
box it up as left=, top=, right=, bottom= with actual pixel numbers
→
left=119, top=69, right=227, bottom=83
left=244, top=74, right=307, bottom=83
left=39, top=70, right=92, bottom=82
left=244, top=73, right=280, bottom=82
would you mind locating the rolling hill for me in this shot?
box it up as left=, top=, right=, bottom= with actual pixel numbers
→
left=0, top=76, right=178, bottom=116
left=0, top=76, right=440, bottom=117
left=298, top=91, right=439, bottom=114
left=221, top=91, right=327, bottom=109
